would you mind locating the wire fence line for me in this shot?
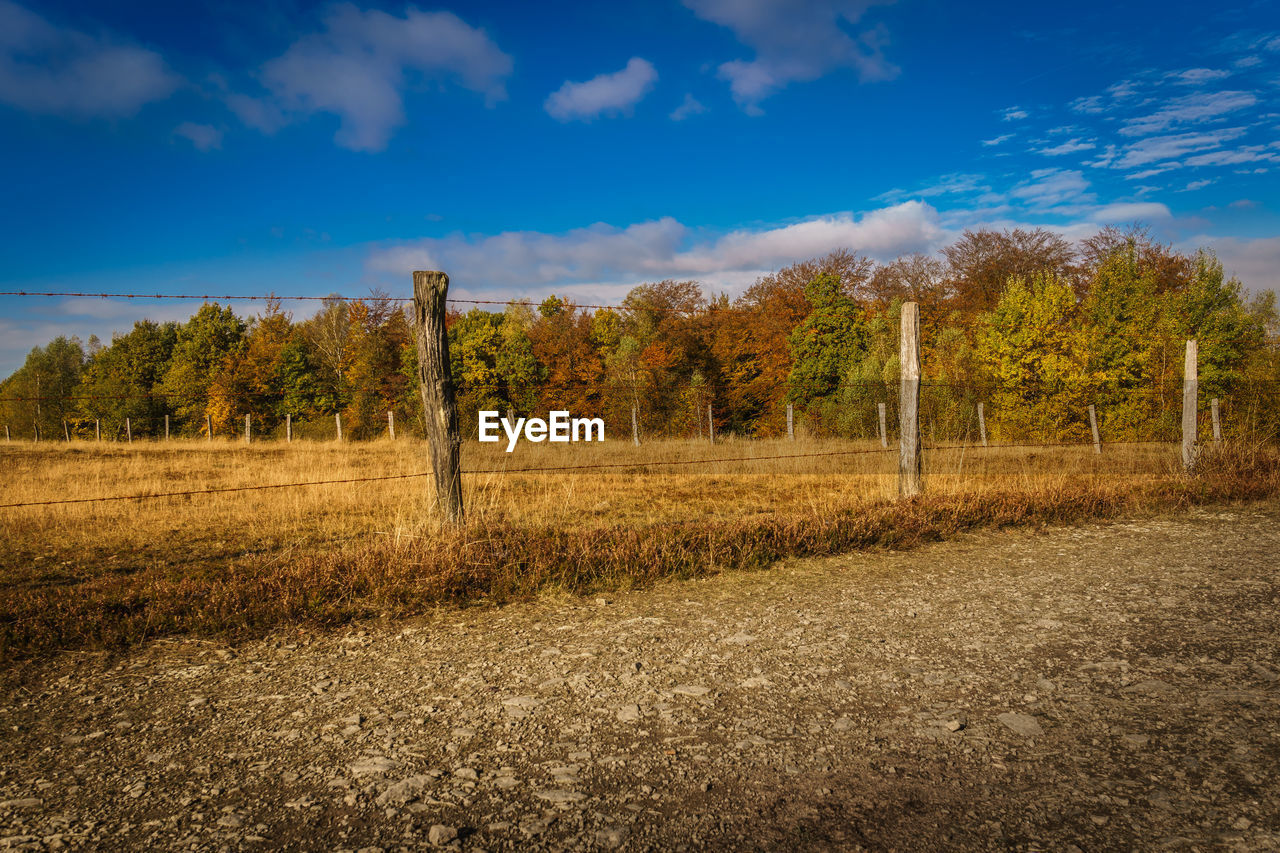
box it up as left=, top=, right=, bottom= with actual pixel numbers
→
left=0, top=439, right=1185, bottom=510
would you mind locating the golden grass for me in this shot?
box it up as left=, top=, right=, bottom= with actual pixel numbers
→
left=1, top=435, right=1275, bottom=661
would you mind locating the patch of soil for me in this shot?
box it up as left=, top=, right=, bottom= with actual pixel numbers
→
left=2, top=503, right=1279, bottom=851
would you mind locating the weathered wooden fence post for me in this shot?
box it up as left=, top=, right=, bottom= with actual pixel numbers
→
left=877, top=402, right=888, bottom=449
left=786, top=403, right=794, bottom=441
left=708, top=404, right=715, bottom=445
left=1211, top=397, right=1221, bottom=445
left=95, top=419, right=100, bottom=442
left=244, top=414, right=251, bottom=444
left=898, top=302, right=921, bottom=498
left=1182, top=339, right=1198, bottom=473
left=63, top=421, right=70, bottom=442
left=1088, top=404, right=1102, bottom=454
left=286, top=413, right=292, bottom=443
left=335, top=412, right=343, bottom=442
left=977, top=401, right=987, bottom=448
left=165, top=414, right=170, bottom=441
left=631, top=405, right=640, bottom=446
left=388, top=410, right=396, bottom=440
left=125, top=418, right=132, bottom=444
left=206, top=414, right=213, bottom=443
left=413, top=270, right=464, bottom=523
left=3, top=425, right=8, bottom=442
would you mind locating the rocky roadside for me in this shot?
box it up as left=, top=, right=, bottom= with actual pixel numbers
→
left=2, top=504, right=1279, bottom=851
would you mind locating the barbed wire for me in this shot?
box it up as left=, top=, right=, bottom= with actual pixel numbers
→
left=0, top=290, right=645, bottom=312
left=0, top=438, right=1196, bottom=510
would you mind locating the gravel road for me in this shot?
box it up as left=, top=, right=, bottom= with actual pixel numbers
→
left=3, top=503, right=1279, bottom=851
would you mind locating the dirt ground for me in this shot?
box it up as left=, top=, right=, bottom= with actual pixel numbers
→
left=2, top=502, right=1279, bottom=852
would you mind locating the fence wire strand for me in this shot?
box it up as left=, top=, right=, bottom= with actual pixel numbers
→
left=0, top=439, right=1187, bottom=510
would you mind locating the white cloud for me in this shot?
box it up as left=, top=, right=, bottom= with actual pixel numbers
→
left=366, top=201, right=946, bottom=291
left=236, top=4, right=511, bottom=151
left=1088, top=202, right=1173, bottom=223
left=173, top=122, right=222, bottom=151
left=1070, top=95, right=1106, bottom=115
left=544, top=58, right=658, bottom=122
left=981, top=134, right=1012, bottom=146
left=1184, top=235, right=1280, bottom=296
left=1001, top=106, right=1029, bottom=121
left=669, top=92, right=707, bottom=121
left=1036, top=138, right=1096, bottom=156
left=683, top=0, right=897, bottom=110
left=1168, top=68, right=1231, bottom=85
left=0, top=0, right=180, bottom=118
left=875, top=173, right=989, bottom=203
left=1183, top=146, right=1280, bottom=167
left=1118, top=91, right=1258, bottom=137
left=1182, top=179, right=1213, bottom=191
left=1113, top=128, right=1247, bottom=168
left=1008, top=168, right=1094, bottom=210
left=1125, top=167, right=1171, bottom=180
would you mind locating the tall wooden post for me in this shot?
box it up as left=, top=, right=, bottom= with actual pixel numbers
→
left=95, top=419, right=100, bottom=442
left=286, top=413, right=292, bottom=443
left=877, top=402, right=888, bottom=448
left=206, top=414, right=213, bottom=442
left=63, top=421, right=70, bottom=442
left=1088, top=404, right=1102, bottom=454
left=977, top=402, right=987, bottom=447
left=631, top=405, right=640, bottom=446
left=125, top=418, right=132, bottom=444
left=164, top=414, right=170, bottom=441
left=413, top=270, right=464, bottom=523
left=786, top=403, right=794, bottom=441
left=244, top=414, right=251, bottom=444
left=3, top=425, right=8, bottom=442
left=33, top=423, right=40, bottom=443
left=1182, top=339, right=1198, bottom=472
left=708, top=404, right=715, bottom=445
left=335, top=413, right=343, bottom=442
left=1211, top=398, right=1221, bottom=444
left=388, top=410, right=396, bottom=440
left=898, top=302, right=921, bottom=498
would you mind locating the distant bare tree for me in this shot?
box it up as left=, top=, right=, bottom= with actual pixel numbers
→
left=867, top=253, right=949, bottom=306
left=943, top=228, right=1076, bottom=312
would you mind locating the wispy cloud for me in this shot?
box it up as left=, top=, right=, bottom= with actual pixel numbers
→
left=1113, top=128, right=1247, bottom=169
left=1001, top=106, right=1029, bottom=121
left=545, top=58, right=658, bottom=122
left=1118, top=90, right=1258, bottom=136
left=1008, top=168, right=1094, bottom=210
left=683, top=0, right=897, bottom=112
left=981, top=134, right=1013, bottom=146
left=230, top=5, right=512, bottom=151
left=1036, top=138, right=1096, bottom=156
left=669, top=92, right=707, bottom=121
left=1168, top=68, right=1231, bottom=85
left=173, top=122, right=222, bottom=151
left=0, top=0, right=180, bottom=118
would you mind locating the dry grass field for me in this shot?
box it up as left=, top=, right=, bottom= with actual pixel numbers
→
left=2, top=435, right=1277, bottom=662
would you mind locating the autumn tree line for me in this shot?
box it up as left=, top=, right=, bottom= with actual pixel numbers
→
left=3, top=226, right=1279, bottom=445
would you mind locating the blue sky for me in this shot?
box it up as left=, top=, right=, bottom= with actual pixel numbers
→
left=2, top=0, right=1279, bottom=375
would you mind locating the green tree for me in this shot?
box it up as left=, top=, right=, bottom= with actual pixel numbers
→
left=159, top=304, right=247, bottom=435
left=787, top=273, right=869, bottom=433
left=977, top=274, right=1091, bottom=442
